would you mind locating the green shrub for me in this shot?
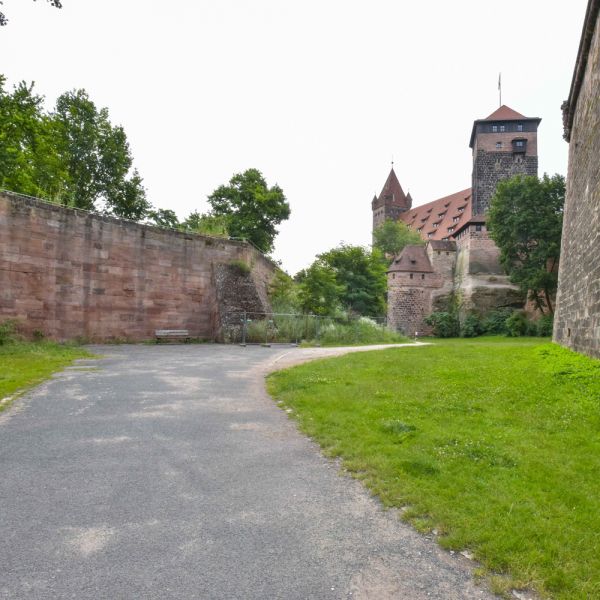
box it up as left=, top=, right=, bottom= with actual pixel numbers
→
left=536, top=314, right=554, bottom=337
left=0, top=319, right=18, bottom=345
left=317, top=317, right=404, bottom=346
left=461, top=314, right=482, bottom=338
left=506, top=312, right=528, bottom=337
left=424, top=312, right=460, bottom=338
left=229, top=259, right=251, bottom=276
left=480, top=308, right=514, bottom=335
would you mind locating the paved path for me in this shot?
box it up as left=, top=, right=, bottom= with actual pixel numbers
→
left=0, top=344, right=494, bottom=599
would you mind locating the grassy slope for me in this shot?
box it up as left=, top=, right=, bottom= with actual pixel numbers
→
left=0, top=342, right=92, bottom=410
left=267, top=337, right=600, bottom=599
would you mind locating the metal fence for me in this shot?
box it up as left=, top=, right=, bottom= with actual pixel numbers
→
left=219, top=311, right=389, bottom=346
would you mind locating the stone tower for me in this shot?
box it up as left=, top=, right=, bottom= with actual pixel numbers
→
left=371, top=167, right=412, bottom=233
left=469, top=105, right=541, bottom=216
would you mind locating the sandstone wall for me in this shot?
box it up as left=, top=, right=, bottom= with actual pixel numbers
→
left=0, top=192, right=276, bottom=341
left=454, top=228, right=524, bottom=317
left=554, top=7, right=600, bottom=358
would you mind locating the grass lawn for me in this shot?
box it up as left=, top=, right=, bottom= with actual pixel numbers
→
left=0, top=342, right=93, bottom=411
left=267, top=337, right=600, bottom=599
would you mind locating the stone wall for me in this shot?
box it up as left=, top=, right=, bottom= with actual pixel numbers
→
left=554, top=2, right=600, bottom=358
left=471, top=151, right=538, bottom=216
left=0, top=191, right=276, bottom=341
left=454, top=227, right=524, bottom=317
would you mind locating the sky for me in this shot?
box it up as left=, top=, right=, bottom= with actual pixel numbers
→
left=0, top=0, right=588, bottom=274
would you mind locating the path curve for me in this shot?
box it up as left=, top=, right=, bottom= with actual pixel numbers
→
left=0, top=343, right=494, bottom=599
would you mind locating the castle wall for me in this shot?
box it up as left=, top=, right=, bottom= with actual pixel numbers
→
left=454, top=227, right=524, bottom=316
left=472, top=151, right=538, bottom=216
left=0, top=192, right=275, bottom=341
left=387, top=270, right=443, bottom=335
left=554, top=6, right=600, bottom=358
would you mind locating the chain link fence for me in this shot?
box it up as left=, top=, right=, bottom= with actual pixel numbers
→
left=219, top=311, right=390, bottom=346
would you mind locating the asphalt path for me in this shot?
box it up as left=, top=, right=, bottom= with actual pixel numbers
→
left=0, top=344, right=495, bottom=599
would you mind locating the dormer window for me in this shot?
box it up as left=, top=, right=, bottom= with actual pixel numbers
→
left=438, top=212, right=446, bottom=218
left=453, top=216, right=460, bottom=223
left=512, top=138, right=527, bottom=153
left=448, top=226, right=455, bottom=233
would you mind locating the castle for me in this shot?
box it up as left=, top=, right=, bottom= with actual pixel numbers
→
left=372, top=105, right=541, bottom=334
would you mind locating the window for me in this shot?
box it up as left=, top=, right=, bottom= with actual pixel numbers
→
left=517, top=124, right=523, bottom=132
left=409, top=273, right=413, bottom=279
left=392, top=273, right=395, bottom=279
left=496, top=142, right=502, bottom=149
left=453, top=216, right=460, bottom=223
left=458, top=207, right=464, bottom=212
left=516, top=140, right=524, bottom=147
left=448, top=226, right=455, bottom=233
left=500, top=125, right=506, bottom=132
left=421, top=274, right=425, bottom=280
left=492, top=125, right=498, bottom=132
left=442, top=237, right=449, bottom=241
left=475, top=224, right=483, bottom=232
left=433, top=223, right=438, bottom=228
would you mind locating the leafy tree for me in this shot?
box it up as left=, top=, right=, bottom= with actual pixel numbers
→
left=268, top=270, right=300, bottom=313
left=373, top=219, right=423, bottom=258
left=148, top=208, right=179, bottom=229
left=488, top=174, right=565, bottom=314
left=0, top=0, right=62, bottom=26
left=298, top=244, right=387, bottom=317
left=207, top=168, right=290, bottom=253
left=297, top=262, right=343, bottom=316
left=182, top=210, right=228, bottom=237
left=319, top=245, right=388, bottom=317
left=0, top=77, right=151, bottom=220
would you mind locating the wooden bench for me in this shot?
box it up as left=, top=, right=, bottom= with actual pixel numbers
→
left=155, top=329, right=191, bottom=343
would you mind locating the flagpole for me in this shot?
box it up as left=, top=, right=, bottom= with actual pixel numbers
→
left=498, top=72, right=502, bottom=106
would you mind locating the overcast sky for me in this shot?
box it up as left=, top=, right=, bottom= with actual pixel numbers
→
left=0, top=0, right=587, bottom=274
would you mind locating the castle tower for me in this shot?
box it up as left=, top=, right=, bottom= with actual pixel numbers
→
left=469, top=105, right=541, bottom=216
left=371, top=167, right=412, bottom=234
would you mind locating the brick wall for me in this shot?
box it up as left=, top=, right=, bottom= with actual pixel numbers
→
left=0, top=192, right=276, bottom=341
left=554, top=6, right=600, bottom=358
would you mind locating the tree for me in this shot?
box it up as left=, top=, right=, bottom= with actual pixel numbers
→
left=373, top=219, right=423, bottom=259
left=0, top=77, right=151, bottom=220
left=207, top=168, right=290, bottom=253
left=298, top=244, right=388, bottom=317
left=297, top=262, right=343, bottom=316
left=488, top=174, right=565, bottom=314
left=53, top=89, right=143, bottom=213
left=0, top=0, right=62, bottom=26
left=182, top=211, right=228, bottom=237
left=148, top=208, right=179, bottom=229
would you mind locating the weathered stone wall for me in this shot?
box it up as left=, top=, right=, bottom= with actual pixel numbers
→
left=454, top=228, right=524, bottom=317
left=472, top=151, right=538, bottom=216
left=0, top=192, right=276, bottom=341
left=387, top=283, right=434, bottom=336
left=554, top=5, right=600, bottom=358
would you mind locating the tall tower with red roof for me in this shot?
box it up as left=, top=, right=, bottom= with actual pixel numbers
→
left=470, top=105, right=541, bottom=216
left=371, top=167, right=412, bottom=233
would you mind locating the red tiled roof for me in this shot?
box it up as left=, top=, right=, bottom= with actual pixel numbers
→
left=484, top=105, right=527, bottom=121
left=388, top=245, right=433, bottom=273
left=377, top=167, right=410, bottom=209
left=399, top=188, right=472, bottom=242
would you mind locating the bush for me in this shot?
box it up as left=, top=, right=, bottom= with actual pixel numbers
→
left=461, top=314, right=482, bottom=338
left=425, top=312, right=460, bottom=338
left=0, top=319, right=18, bottom=345
left=229, top=259, right=251, bottom=276
left=318, top=317, right=405, bottom=346
left=505, top=312, right=529, bottom=337
left=480, top=308, right=514, bottom=335
left=536, top=314, right=554, bottom=337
